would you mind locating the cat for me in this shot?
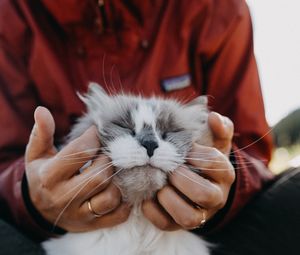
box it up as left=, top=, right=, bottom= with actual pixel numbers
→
left=42, top=82, right=212, bottom=255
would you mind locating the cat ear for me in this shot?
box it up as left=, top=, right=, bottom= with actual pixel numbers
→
left=77, top=82, right=111, bottom=112
left=187, top=96, right=208, bottom=107
left=182, top=96, right=209, bottom=123
left=184, top=96, right=209, bottom=113
left=88, top=82, right=108, bottom=96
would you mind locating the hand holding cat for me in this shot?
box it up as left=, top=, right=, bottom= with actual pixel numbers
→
left=142, top=112, right=235, bottom=230
left=25, top=107, right=130, bottom=232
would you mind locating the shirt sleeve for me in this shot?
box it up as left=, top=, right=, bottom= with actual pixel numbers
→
left=196, top=1, right=274, bottom=233
left=0, top=2, right=54, bottom=240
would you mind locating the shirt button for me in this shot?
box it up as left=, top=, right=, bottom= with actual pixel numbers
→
left=141, top=39, right=149, bottom=49
left=98, top=0, right=104, bottom=7
left=76, top=46, right=86, bottom=58
left=94, top=18, right=103, bottom=35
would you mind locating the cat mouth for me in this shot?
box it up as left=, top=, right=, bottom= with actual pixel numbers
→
left=131, top=163, right=164, bottom=172
left=111, top=157, right=174, bottom=173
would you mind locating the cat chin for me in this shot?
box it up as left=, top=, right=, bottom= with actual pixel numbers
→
left=113, top=165, right=167, bottom=205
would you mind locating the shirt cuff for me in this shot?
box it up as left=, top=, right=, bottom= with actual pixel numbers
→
left=21, top=173, right=66, bottom=240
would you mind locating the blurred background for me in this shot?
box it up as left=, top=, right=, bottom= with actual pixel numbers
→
left=247, top=0, right=300, bottom=173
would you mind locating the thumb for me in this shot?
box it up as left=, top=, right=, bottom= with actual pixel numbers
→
left=208, top=112, right=234, bottom=155
left=25, top=106, right=56, bottom=162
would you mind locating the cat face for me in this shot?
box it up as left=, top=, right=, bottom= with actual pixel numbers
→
left=77, top=83, right=212, bottom=204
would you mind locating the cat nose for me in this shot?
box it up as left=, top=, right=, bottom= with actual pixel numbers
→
left=140, top=140, right=158, bottom=157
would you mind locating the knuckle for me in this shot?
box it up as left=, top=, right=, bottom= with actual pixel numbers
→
left=69, top=141, right=94, bottom=159
left=212, top=190, right=225, bottom=209
left=216, top=199, right=226, bottom=210
left=102, top=191, right=120, bottom=211
left=118, top=206, right=131, bottom=222
left=226, top=165, right=236, bottom=184
left=193, top=188, right=206, bottom=206
left=180, top=213, right=200, bottom=229
left=158, top=219, right=173, bottom=231
left=214, top=195, right=226, bottom=210
left=89, top=172, right=111, bottom=189
left=218, top=160, right=235, bottom=185
left=200, top=188, right=221, bottom=208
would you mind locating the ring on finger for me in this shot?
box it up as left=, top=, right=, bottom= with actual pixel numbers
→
left=87, top=199, right=103, bottom=218
left=194, top=206, right=207, bottom=229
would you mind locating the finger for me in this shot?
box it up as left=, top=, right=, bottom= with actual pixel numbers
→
left=25, top=106, right=56, bottom=162
left=187, top=144, right=235, bottom=184
left=169, top=166, right=225, bottom=209
left=46, top=126, right=101, bottom=183
left=86, top=203, right=131, bottom=231
left=208, top=112, right=234, bottom=155
left=157, top=186, right=207, bottom=229
left=68, top=155, right=114, bottom=201
left=80, top=183, right=121, bottom=216
left=142, top=199, right=180, bottom=231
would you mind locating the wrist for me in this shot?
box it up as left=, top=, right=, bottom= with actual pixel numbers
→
left=21, top=173, right=66, bottom=237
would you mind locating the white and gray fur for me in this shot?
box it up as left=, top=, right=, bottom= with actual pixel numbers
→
left=43, top=83, right=212, bottom=255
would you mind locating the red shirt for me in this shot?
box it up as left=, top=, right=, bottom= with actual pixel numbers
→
left=0, top=0, right=273, bottom=239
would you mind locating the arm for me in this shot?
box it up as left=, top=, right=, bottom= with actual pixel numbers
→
left=199, top=1, right=273, bottom=230
left=142, top=1, right=273, bottom=233
left=0, top=2, right=43, bottom=238
left=0, top=3, right=129, bottom=241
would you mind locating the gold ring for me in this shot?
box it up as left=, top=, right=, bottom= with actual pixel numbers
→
left=193, top=206, right=207, bottom=229
left=199, top=209, right=206, bottom=228
left=87, top=199, right=103, bottom=218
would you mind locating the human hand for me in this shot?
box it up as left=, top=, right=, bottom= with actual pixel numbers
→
left=142, top=112, right=235, bottom=230
left=25, top=107, right=130, bottom=232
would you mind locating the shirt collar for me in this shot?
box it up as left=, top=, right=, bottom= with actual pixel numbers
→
left=42, top=0, right=93, bottom=25
left=42, top=0, right=157, bottom=27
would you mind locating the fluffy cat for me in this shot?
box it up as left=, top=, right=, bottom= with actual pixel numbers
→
left=42, top=83, right=212, bottom=255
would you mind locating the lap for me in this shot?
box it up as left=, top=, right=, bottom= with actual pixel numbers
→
left=1, top=168, right=300, bottom=255
left=0, top=219, right=44, bottom=255
left=207, top=167, right=300, bottom=255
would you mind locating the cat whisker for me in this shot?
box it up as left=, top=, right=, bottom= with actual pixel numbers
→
left=116, top=66, right=124, bottom=91
left=54, top=162, right=114, bottom=204
left=102, top=53, right=110, bottom=93
left=231, top=128, right=274, bottom=154
left=60, top=160, right=96, bottom=166
left=52, top=163, right=116, bottom=229
left=181, top=163, right=258, bottom=172
left=188, top=151, right=268, bottom=161
left=111, top=161, right=142, bottom=169
left=185, top=153, right=268, bottom=165
left=58, top=148, right=100, bottom=159
left=184, top=157, right=224, bottom=163
left=60, top=150, right=141, bottom=162
left=84, top=167, right=126, bottom=200
left=183, top=157, right=266, bottom=166
left=59, top=153, right=112, bottom=162
left=173, top=170, right=208, bottom=188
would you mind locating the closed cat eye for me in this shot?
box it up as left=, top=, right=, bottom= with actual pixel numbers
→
left=112, top=121, right=136, bottom=136
left=161, top=129, right=183, bottom=140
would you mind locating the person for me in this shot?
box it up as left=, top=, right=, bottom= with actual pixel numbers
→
left=0, top=1, right=299, bottom=254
